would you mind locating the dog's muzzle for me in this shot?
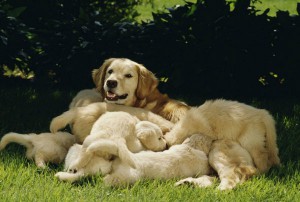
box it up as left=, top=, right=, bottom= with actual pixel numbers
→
left=106, top=91, right=128, bottom=101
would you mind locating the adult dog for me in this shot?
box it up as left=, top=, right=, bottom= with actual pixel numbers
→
left=164, top=99, right=281, bottom=173
left=92, top=58, right=190, bottom=123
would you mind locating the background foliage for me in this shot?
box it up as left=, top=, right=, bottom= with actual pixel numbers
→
left=0, top=0, right=300, bottom=99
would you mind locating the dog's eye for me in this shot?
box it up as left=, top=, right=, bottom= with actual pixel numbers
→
left=125, top=74, right=132, bottom=78
left=158, top=137, right=162, bottom=140
left=108, top=69, right=113, bottom=74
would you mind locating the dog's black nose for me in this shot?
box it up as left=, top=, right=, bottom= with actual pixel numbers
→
left=107, top=80, right=118, bottom=88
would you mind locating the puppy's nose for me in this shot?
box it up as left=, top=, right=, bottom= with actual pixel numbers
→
left=107, top=80, right=118, bottom=88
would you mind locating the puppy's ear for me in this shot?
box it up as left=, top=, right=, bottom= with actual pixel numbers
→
left=92, top=58, right=115, bottom=98
left=136, top=64, right=159, bottom=100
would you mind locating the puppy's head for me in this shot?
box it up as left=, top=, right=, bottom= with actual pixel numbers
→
left=136, top=121, right=167, bottom=151
left=92, top=58, right=158, bottom=106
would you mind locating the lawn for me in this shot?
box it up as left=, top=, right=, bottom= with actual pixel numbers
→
left=135, top=0, right=300, bottom=22
left=0, top=87, right=299, bottom=201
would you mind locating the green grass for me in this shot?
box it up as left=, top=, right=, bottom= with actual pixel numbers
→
left=0, top=87, right=300, bottom=201
left=135, top=0, right=300, bottom=22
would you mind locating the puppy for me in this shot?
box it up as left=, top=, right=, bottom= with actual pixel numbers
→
left=164, top=99, right=280, bottom=173
left=176, top=139, right=257, bottom=190
left=66, top=111, right=168, bottom=172
left=0, top=132, right=75, bottom=168
left=55, top=144, right=112, bottom=183
left=50, top=102, right=174, bottom=143
left=69, top=88, right=103, bottom=109
left=92, top=58, right=190, bottom=123
left=95, top=134, right=213, bottom=187
left=55, top=117, right=168, bottom=183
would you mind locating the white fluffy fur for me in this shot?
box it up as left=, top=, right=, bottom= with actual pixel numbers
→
left=65, top=111, right=167, bottom=172
left=55, top=144, right=112, bottom=183
left=50, top=102, right=174, bottom=143
left=55, top=134, right=213, bottom=186
left=0, top=132, right=75, bottom=168
left=69, top=88, right=103, bottom=109
left=164, top=99, right=280, bottom=173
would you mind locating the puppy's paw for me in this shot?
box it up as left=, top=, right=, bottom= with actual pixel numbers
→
left=217, top=180, right=236, bottom=191
left=55, top=172, right=80, bottom=183
left=175, top=176, right=215, bottom=188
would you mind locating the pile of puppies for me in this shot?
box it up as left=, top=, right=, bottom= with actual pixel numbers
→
left=0, top=58, right=281, bottom=190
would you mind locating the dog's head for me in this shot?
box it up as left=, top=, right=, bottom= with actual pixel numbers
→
left=136, top=121, right=167, bottom=152
left=92, top=58, right=158, bottom=106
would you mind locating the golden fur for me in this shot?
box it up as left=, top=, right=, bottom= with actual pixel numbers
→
left=55, top=134, right=212, bottom=186
left=69, top=88, right=103, bottom=109
left=64, top=111, right=168, bottom=173
left=50, top=102, right=174, bottom=144
left=0, top=132, right=75, bottom=168
left=164, top=99, right=280, bottom=173
left=92, top=58, right=190, bottom=123
left=176, top=139, right=257, bottom=190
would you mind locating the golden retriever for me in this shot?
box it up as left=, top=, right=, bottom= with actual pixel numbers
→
left=0, top=132, right=75, bottom=168
left=55, top=144, right=112, bottom=183
left=176, top=139, right=257, bottom=190
left=56, top=134, right=213, bottom=186
left=65, top=111, right=168, bottom=172
left=92, top=58, right=190, bottom=123
left=164, top=99, right=281, bottom=173
left=50, top=102, right=174, bottom=143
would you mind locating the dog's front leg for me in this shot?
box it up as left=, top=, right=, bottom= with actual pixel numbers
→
left=67, top=148, right=93, bottom=173
left=55, top=171, right=84, bottom=183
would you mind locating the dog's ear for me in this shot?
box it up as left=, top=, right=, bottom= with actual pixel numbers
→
left=136, top=64, right=159, bottom=100
left=92, top=58, right=115, bottom=98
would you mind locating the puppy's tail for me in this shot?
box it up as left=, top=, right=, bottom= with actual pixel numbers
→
left=50, top=110, right=76, bottom=133
left=262, top=110, right=281, bottom=167
left=87, top=139, right=136, bottom=168
left=0, top=132, right=33, bottom=150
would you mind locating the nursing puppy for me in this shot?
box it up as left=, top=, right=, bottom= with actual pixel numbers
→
left=50, top=102, right=174, bottom=143
left=0, top=132, right=75, bottom=168
left=55, top=117, right=166, bottom=182
left=66, top=111, right=167, bottom=172
left=176, top=139, right=257, bottom=190
left=56, top=134, right=213, bottom=186
left=55, top=144, right=112, bottom=183
left=164, top=99, right=280, bottom=173
left=92, top=58, right=190, bottom=123
left=96, top=134, right=213, bottom=187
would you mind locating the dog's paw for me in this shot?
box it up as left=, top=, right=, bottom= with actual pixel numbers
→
left=55, top=172, right=70, bottom=181
left=175, top=176, right=216, bottom=188
left=68, top=168, right=77, bottom=174
left=55, top=172, right=79, bottom=183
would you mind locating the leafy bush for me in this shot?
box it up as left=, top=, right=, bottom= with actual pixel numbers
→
left=1, top=0, right=299, bottom=98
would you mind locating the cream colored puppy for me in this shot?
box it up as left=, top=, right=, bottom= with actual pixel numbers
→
left=56, top=134, right=213, bottom=185
left=164, top=99, right=280, bottom=173
left=0, top=132, right=75, bottom=168
left=69, top=88, right=103, bottom=109
left=55, top=144, right=112, bottom=183
left=176, top=139, right=257, bottom=190
left=50, top=102, right=174, bottom=143
left=66, top=111, right=167, bottom=172
left=97, top=134, right=213, bottom=187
